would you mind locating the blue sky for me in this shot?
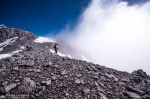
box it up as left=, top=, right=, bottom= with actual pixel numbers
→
left=0, top=0, right=149, bottom=36
left=0, top=0, right=90, bottom=36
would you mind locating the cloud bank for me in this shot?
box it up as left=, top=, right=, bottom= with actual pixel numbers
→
left=55, top=0, right=150, bottom=74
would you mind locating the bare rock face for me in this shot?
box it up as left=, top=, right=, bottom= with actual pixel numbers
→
left=0, top=25, right=150, bottom=99
left=0, top=25, right=36, bottom=42
left=132, top=69, right=149, bottom=79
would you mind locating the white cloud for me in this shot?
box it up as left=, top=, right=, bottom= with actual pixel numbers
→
left=55, top=0, right=150, bottom=75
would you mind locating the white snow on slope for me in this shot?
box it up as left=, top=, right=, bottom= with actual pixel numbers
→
left=0, top=54, right=12, bottom=59
left=58, top=52, right=66, bottom=57
left=12, top=50, right=22, bottom=54
left=49, top=49, right=66, bottom=57
left=34, top=36, right=56, bottom=43
left=0, top=24, right=6, bottom=28
left=82, top=55, right=90, bottom=62
left=49, top=49, right=55, bottom=53
left=68, top=55, right=72, bottom=58
left=49, top=49, right=72, bottom=58
left=0, top=50, right=22, bottom=60
left=0, top=37, right=18, bottom=52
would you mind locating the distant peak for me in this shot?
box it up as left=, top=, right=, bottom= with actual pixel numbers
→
left=0, top=24, right=7, bottom=28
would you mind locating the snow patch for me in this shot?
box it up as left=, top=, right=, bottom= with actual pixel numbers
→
left=49, top=49, right=66, bottom=57
left=0, top=50, right=22, bottom=60
left=0, top=37, right=18, bottom=52
left=0, top=24, right=7, bottom=28
left=81, top=55, right=90, bottom=62
left=25, top=31, right=30, bottom=33
left=0, top=54, right=12, bottom=59
left=34, top=36, right=56, bottom=43
left=68, top=55, right=72, bottom=58
left=49, top=49, right=55, bottom=53
left=58, top=52, right=66, bottom=57
left=12, top=50, right=22, bottom=53
left=49, top=49, right=79, bottom=59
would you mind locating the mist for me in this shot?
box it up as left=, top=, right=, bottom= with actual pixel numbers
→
left=55, top=0, right=150, bottom=74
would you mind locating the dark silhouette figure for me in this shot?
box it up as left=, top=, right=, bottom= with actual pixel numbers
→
left=53, top=44, right=58, bottom=55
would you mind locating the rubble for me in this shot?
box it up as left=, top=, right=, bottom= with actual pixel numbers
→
left=0, top=25, right=150, bottom=99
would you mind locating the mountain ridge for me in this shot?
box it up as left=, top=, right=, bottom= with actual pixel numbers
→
left=0, top=25, right=92, bottom=61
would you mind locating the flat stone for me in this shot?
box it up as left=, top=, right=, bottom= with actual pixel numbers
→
left=13, top=66, right=19, bottom=71
left=121, top=78, right=129, bottom=82
left=61, top=70, right=67, bottom=75
left=48, top=62, right=53, bottom=65
left=51, top=76, right=56, bottom=80
left=76, top=74, right=81, bottom=77
left=41, top=80, right=51, bottom=86
left=99, top=93, right=108, bottom=99
left=75, top=79, right=80, bottom=84
left=23, top=77, right=36, bottom=92
left=2, top=81, right=8, bottom=86
left=126, top=86, right=145, bottom=95
left=93, top=75, right=99, bottom=80
left=82, top=88, right=91, bottom=94
left=4, top=83, right=17, bottom=92
left=53, top=64, right=58, bottom=68
left=124, top=91, right=141, bottom=99
left=64, top=91, right=69, bottom=96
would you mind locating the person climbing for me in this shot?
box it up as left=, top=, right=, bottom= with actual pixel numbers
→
left=53, top=43, right=58, bottom=55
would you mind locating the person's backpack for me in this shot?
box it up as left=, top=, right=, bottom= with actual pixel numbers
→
left=53, top=45, right=56, bottom=49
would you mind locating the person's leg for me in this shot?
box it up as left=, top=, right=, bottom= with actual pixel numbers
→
left=54, top=50, right=56, bottom=54
left=54, top=49, right=57, bottom=55
left=56, top=50, right=58, bottom=55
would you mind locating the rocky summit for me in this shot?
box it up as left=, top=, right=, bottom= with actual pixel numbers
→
left=0, top=25, right=150, bottom=99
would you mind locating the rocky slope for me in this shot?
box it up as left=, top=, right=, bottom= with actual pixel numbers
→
left=0, top=25, right=150, bottom=99
left=0, top=25, right=92, bottom=61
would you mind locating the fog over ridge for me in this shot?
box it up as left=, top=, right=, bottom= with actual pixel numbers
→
left=53, top=0, right=150, bottom=75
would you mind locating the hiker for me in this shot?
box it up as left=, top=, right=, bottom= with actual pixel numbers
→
left=53, top=44, right=58, bottom=55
